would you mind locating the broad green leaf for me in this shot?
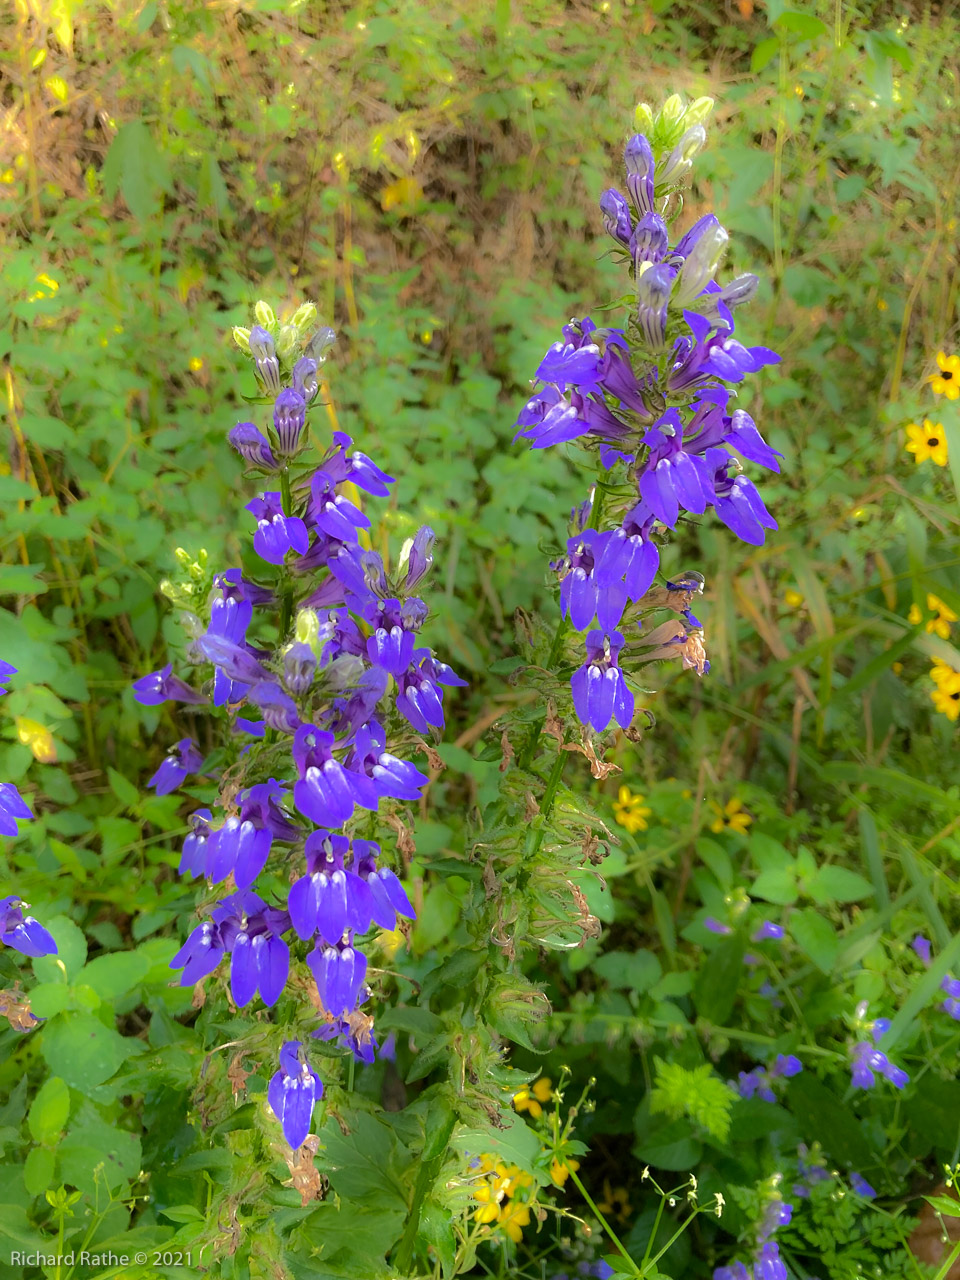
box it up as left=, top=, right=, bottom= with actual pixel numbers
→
left=774, top=10, right=828, bottom=39
left=23, top=1146, right=55, bottom=1197
left=592, top=949, right=662, bottom=993
left=694, top=933, right=745, bottom=1024
left=751, top=36, right=779, bottom=73
left=32, top=916, right=87, bottom=983
left=789, top=908, right=839, bottom=974
left=78, top=950, right=151, bottom=1000
left=806, top=866, right=874, bottom=905
left=27, top=1076, right=70, bottom=1143
left=41, top=1013, right=136, bottom=1090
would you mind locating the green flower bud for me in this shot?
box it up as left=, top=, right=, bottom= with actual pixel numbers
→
left=634, top=102, right=655, bottom=134
left=292, top=301, right=318, bottom=335
left=254, top=300, right=277, bottom=331
left=684, top=96, right=714, bottom=128
left=658, top=93, right=687, bottom=146
left=174, top=547, right=192, bottom=568
left=295, top=608, right=320, bottom=646
left=233, top=326, right=251, bottom=354
left=276, top=323, right=299, bottom=362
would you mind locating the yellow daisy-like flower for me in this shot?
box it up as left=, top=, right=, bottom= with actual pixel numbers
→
left=909, top=593, right=958, bottom=639
left=928, top=351, right=960, bottom=400
left=931, top=683, right=960, bottom=721
left=549, top=1156, right=580, bottom=1188
left=513, top=1077, right=552, bottom=1118
left=905, top=419, right=949, bottom=467
left=189, top=356, right=204, bottom=372
left=497, top=1200, right=531, bottom=1243
left=613, top=785, right=652, bottom=833
left=710, top=797, right=753, bottom=835
left=931, top=659, right=960, bottom=690
left=783, top=588, right=804, bottom=608
left=596, top=1179, right=633, bottom=1223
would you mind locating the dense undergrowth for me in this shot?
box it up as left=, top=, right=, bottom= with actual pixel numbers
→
left=2, top=1, right=960, bottom=1278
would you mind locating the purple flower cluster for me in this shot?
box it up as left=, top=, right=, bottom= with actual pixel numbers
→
left=0, top=663, right=57, bottom=964
left=849, top=1009, right=908, bottom=1090
left=132, top=306, right=462, bottom=1149
left=736, top=1054, right=802, bottom=1102
left=714, top=1193, right=792, bottom=1280
left=514, top=130, right=781, bottom=733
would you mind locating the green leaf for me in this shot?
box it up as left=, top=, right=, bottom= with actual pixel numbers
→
left=924, top=1194, right=960, bottom=1218
left=786, top=1073, right=875, bottom=1168
left=592, top=949, right=662, bottom=993
left=789, top=908, right=839, bottom=974
left=59, top=1122, right=142, bottom=1194
left=751, top=865, right=799, bottom=905
left=316, top=1111, right=408, bottom=1210
left=27, top=1076, right=70, bottom=1143
left=32, top=916, right=87, bottom=983
left=0, top=563, right=48, bottom=596
left=773, top=10, right=828, bottom=39
left=107, top=766, right=140, bottom=810
left=23, top=1146, right=55, bottom=1197
left=41, top=1013, right=137, bottom=1090
left=806, top=866, right=874, bottom=905
left=456, top=1111, right=541, bottom=1177
left=751, top=36, right=780, bottom=73
left=78, top=950, right=151, bottom=1000
left=694, top=932, right=744, bottom=1023
left=101, top=120, right=171, bottom=222
left=884, top=932, right=960, bottom=1049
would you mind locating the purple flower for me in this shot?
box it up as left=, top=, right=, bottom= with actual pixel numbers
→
left=229, top=421, right=278, bottom=469
left=570, top=630, right=634, bottom=733
left=205, top=816, right=272, bottom=889
left=772, top=1054, right=802, bottom=1078
left=0, top=895, right=57, bottom=958
left=148, top=738, right=204, bottom=796
left=307, top=470, right=370, bottom=543
left=713, top=1265, right=750, bottom=1280
left=535, top=339, right=604, bottom=394
left=631, top=212, right=669, bottom=267
left=0, top=783, right=33, bottom=836
left=268, top=1041, right=323, bottom=1149
left=705, top=448, right=778, bottom=546
left=292, top=724, right=379, bottom=830
left=752, top=921, right=785, bottom=942
left=513, top=384, right=589, bottom=449
left=624, top=134, right=655, bottom=216
left=737, top=1068, right=775, bottom=1103
left=307, top=938, right=368, bottom=1017
left=704, top=917, right=732, bottom=935
left=0, top=661, right=16, bottom=695
left=635, top=263, right=676, bottom=352
left=132, top=663, right=206, bottom=707
left=849, top=1172, right=876, bottom=1198
left=557, top=530, right=627, bottom=632
left=942, top=997, right=960, bottom=1021
left=312, top=1013, right=379, bottom=1064
left=912, top=934, right=932, bottom=965
left=599, top=188, right=632, bottom=246
left=344, top=720, right=430, bottom=804
left=273, top=388, right=306, bottom=454
left=283, top=643, right=317, bottom=696
left=248, top=325, right=280, bottom=394
left=758, top=1199, right=792, bottom=1243
left=247, top=493, right=310, bottom=565
left=198, top=595, right=267, bottom=701
left=292, top=356, right=319, bottom=404
left=753, top=1241, right=786, bottom=1280
left=850, top=1040, right=909, bottom=1091
left=179, top=809, right=214, bottom=878
left=288, top=831, right=373, bottom=943
left=170, top=890, right=290, bottom=1008
left=248, top=682, right=301, bottom=732
left=395, top=650, right=466, bottom=734
left=405, top=526, right=435, bottom=588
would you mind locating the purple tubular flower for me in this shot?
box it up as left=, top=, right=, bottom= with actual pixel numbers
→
left=289, top=831, right=373, bottom=943
left=706, top=448, right=778, bottom=546
left=0, top=660, right=17, bottom=694
left=283, top=643, right=317, bottom=696
left=354, top=840, right=416, bottom=931
left=737, top=1068, right=775, bottom=1103
left=704, top=917, right=732, bottom=936
left=771, top=1053, right=802, bottom=1078
left=291, top=356, right=319, bottom=404
left=631, top=212, right=669, bottom=266
left=635, top=263, right=676, bottom=352
left=535, top=340, right=604, bottom=394
left=624, top=133, right=655, bottom=216
left=273, top=388, right=307, bottom=455
left=230, top=928, right=289, bottom=1007
left=599, top=188, right=632, bottom=246
left=308, top=470, right=370, bottom=542
left=0, top=783, right=33, bottom=836
left=570, top=630, right=634, bottom=733
left=850, top=1172, right=876, bottom=1198
left=179, top=809, right=213, bottom=878
left=513, top=384, right=589, bottom=449
left=558, top=529, right=627, bottom=632
left=170, top=920, right=225, bottom=987
left=247, top=682, right=301, bottom=732
left=206, top=817, right=272, bottom=889
left=247, top=493, right=310, bottom=565
left=713, top=1266, right=750, bottom=1280
left=395, top=650, right=466, bottom=734
left=268, top=1041, right=323, bottom=1150
left=0, top=895, right=57, bottom=957
left=752, top=921, right=785, bottom=942
left=724, top=410, right=782, bottom=473
left=307, top=939, right=368, bottom=1017
left=229, top=421, right=278, bottom=469
left=345, top=721, right=430, bottom=804
left=292, top=724, right=380, bottom=829
left=753, top=1242, right=787, bottom=1280
left=248, top=325, right=281, bottom=394
left=942, top=998, right=960, bottom=1021
left=312, top=1014, right=379, bottom=1064
left=405, top=526, right=435, bottom=588
left=367, top=624, right=416, bottom=677
left=132, top=663, right=206, bottom=707
left=912, top=934, right=932, bottom=965
left=850, top=1040, right=909, bottom=1090
left=942, top=976, right=960, bottom=999
left=148, top=738, right=204, bottom=796
left=170, top=891, right=290, bottom=1007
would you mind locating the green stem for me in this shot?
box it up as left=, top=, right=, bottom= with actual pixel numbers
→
left=568, top=1169, right=640, bottom=1276
left=279, top=466, right=294, bottom=640
left=640, top=1195, right=666, bottom=1271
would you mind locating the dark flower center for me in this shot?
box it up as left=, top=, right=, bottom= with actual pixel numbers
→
left=942, top=370, right=954, bottom=380
left=928, top=437, right=940, bottom=446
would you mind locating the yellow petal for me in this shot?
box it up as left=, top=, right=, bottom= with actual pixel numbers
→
left=15, top=716, right=57, bottom=763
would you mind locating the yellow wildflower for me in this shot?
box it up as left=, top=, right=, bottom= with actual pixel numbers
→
left=905, top=420, right=948, bottom=467
left=189, top=356, right=204, bottom=372
left=497, top=1200, right=531, bottom=1243
left=613, top=785, right=652, bottom=833
left=14, top=717, right=57, bottom=764
left=931, top=683, right=960, bottom=721
left=550, top=1156, right=580, bottom=1188
left=931, top=659, right=960, bottom=689
left=596, top=1178, right=633, bottom=1222
left=928, top=351, right=960, bottom=400
left=513, top=1077, right=552, bottom=1118
left=909, top=593, right=958, bottom=640
left=710, top=797, right=753, bottom=835
left=783, top=588, right=804, bottom=608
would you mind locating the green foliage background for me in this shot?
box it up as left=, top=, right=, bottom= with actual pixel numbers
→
left=1, top=0, right=960, bottom=1278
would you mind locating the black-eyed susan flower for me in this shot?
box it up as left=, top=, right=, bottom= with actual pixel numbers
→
left=549, top=1155, right=580, bottom=1188
left=497, top=1199, right=531, bottom=1242
left=710, top=797, right=753, bottom=835
left=928, top=351, right=960, bottom=400
left=613, top=785, right=652, bottom=833
left=513, top=1077, right=552, bottom=1118
left=596, top=1178, right=633, bottom=1222
left=908, top=593, right=958, bottom=640
left=930, top=661, right=960, bottom=721
left=905, top=419, right=948, bottom=467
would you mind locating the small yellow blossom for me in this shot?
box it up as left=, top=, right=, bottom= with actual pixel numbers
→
left=710, top=797, right=753, bottom=835
left=909, top=593, right=957, bottom=640
left=513, top=1077, right=552, bottom=1118
left=784, top=588, right=804, bottom=608
left=15, top=717, right=57, bottom=763
left=189, top=356, right=204, bottom=372
left=498, top=1200, right=531, bottom=1242
left=931, top=683, right=960, bottom=721
left=378, top=928, right=404, bottom=959
left=928, top=351, right=960, bottom=400
left=613, top=785, right=652, bottom=833
left=905, top=419, right=948, bottom=467
left=27, top=273, right=59, bottom=302
left=550, top=1156, right=580, bottom=1188
left=877, top=298, right=888, bottom=311
left=931, top=659, right=960, bottom=689
left=596, top=1178, right=633, bottom=1222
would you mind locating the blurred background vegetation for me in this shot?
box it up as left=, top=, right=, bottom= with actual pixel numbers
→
left=2, top=0, right=960, bottom=1276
